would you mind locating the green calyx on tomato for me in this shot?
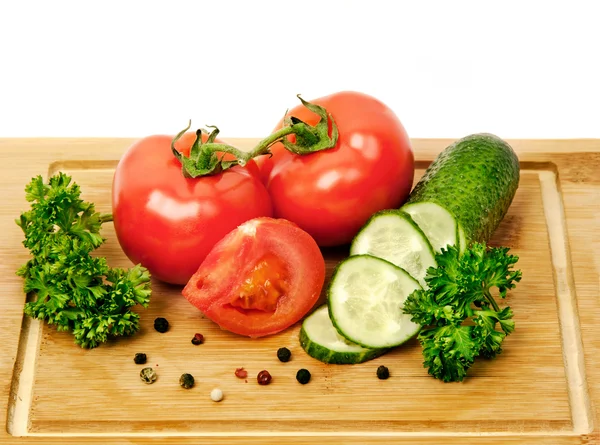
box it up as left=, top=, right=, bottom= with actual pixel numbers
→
left=171, top=124, right=242, bottom=178
left=170, top=95, right=339, bottom=178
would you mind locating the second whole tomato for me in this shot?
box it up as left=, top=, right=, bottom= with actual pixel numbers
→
left=112, top=131, right=273, bottom=285
left=259, top=91, right=415, bottom=246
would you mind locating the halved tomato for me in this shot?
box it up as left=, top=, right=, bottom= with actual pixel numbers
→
left=182, top=217, right=325, bottom=337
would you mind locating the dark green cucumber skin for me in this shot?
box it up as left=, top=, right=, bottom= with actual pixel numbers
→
left=406, top=133, right=519, bottom=244
left=299, top=326, right=388, bottom=365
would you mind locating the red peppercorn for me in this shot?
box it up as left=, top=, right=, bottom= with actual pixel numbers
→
left=257, top=370, right=272, bottom=385
left=191, top=333, right=204, bottom=345
left=235, top=367, right=248, bottom=379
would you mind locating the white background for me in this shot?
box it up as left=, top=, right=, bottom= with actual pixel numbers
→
left=0, top=0, right=598, bottom=140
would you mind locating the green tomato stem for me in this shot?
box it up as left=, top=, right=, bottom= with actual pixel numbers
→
left=246, top=123, right=319, bottom=159
left=170, top=95, right=338, bottom=178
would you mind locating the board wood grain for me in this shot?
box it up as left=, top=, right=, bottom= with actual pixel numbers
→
left=0, top=137, right=598, bottom=445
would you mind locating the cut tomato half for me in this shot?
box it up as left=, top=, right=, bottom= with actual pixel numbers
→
left=182, top=217, right=326, bottom=337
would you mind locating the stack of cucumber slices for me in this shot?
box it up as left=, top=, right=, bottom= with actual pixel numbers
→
left=300, top=133, right=520, bottom=364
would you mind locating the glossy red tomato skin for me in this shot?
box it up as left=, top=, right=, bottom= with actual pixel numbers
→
left=182, top=217, right=325, bottom=337
left=112, top=133, right=273, bottom=285
left=259, top=91, right=414, bottom=247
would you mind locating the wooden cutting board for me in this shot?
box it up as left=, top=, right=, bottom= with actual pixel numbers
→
left=0, top=137, right=598, bottom=445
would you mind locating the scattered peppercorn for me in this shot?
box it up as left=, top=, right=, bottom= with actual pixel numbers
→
left=191, top=333, right=204, bottom=345
left=235, top=367, right=248, bottom=379
left=133, top=353, right=147, bottom=365
left=296, top=368, right=311, bottom=384
left=257, top=370, right=272, bottom=385
left=140, top=367, right=157, bottom=384
left=210, top=388, right=224, bottom=402
left=154, top=317, right=169, bottom=333
left=277, top=347, right=291, bottom=362
left=179, top=373, right=195, bottom=389
left=376, top=365, right=390, bottom=380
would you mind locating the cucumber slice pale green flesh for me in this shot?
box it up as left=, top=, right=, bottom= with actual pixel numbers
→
left=328, top=255, right=422, bottom=349
left=350, top=210, right=436, bottom=288
left=299, top=305, right=387, bottom=364
left=402, top=202, right=457, bottom=254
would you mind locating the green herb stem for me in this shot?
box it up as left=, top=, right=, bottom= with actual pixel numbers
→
left=483, top=289, right=501, bottom=312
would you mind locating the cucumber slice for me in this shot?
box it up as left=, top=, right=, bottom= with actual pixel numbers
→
left=350, top=210, right=436, bottom=288
left=328, top=255, right=421, bottom=349
left=402, top=202, right=457, bottom=253
left=299, top=305, right=387, bottom=364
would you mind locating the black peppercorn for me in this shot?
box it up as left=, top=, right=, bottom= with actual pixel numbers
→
left=277, top=347, right=291, bottom=362
left=133, top=353, right=147, bottom=365
left=154, top=317, right=169, bottom=333
left=179, top=373, right=195, bottom=389
left=376, top=365, right=390, bottom=380
left=296, top=368, right=311, bottom=384
left=191, top=333, right=204, bottom=345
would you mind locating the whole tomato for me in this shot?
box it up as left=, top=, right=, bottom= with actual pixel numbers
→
left=259, top=91, right=414, bottom=246
left=112, top=132, right=273, bottom=285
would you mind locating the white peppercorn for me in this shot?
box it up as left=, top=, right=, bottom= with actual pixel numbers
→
left=210, top=388, right=223, bottom=402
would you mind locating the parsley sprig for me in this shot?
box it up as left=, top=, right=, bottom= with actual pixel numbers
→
left=16, top=173, right=152, bottom=348
left=403, top=243, right=521, bottom=382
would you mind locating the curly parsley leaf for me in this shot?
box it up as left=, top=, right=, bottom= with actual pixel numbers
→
left=419, top=324, right=481, bottom=383
left=403, top=242, right=521, bottom=382
left=17, top=173, right=152, bottom=348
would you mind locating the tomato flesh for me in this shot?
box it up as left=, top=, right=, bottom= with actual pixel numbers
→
left=229, top=253, right=290, bottom=312
left=182, top=217, right=325, bottom=337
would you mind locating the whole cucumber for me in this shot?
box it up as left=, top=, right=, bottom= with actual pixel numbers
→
left=406, top=133, right=519, bottom=244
